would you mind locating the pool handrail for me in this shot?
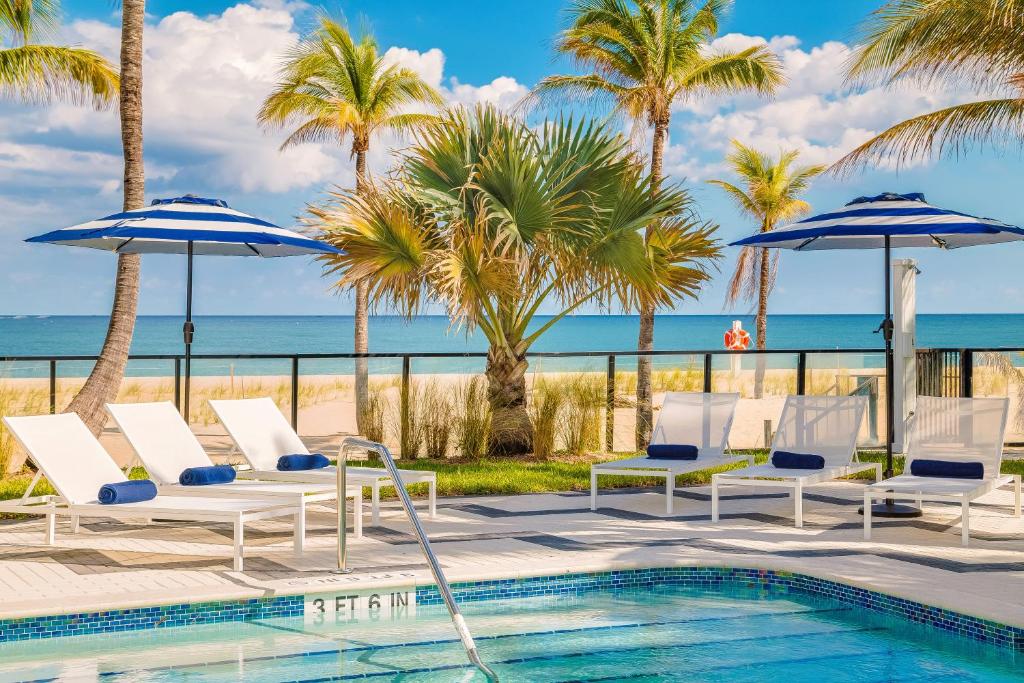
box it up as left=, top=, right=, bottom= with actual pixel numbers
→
left=337, top=437, right=499, bottom=682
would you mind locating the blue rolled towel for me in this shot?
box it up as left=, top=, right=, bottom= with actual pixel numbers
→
left=178, top=465, right=237, bottom=486
left=910, top=459, right=984, bottom=479
left=98, top=480, right=158, bottom=505
left=771, top=451, right=825, bottom=470
left=277, top=453, right=330, bottom=471
left=646, top=444, right=699, bottom=460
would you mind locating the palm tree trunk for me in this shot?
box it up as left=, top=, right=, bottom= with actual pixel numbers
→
left=66, top=0, right=144, bottom=436
left=753, top=248, right=770, bottom=399
left=485, top=343, right=532, bottom=456
left=353, top=147, right=370, bottom=434
left=635, top=115, right=669, bottom=450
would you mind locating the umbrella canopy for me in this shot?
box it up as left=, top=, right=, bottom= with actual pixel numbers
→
left=729, top=191, right=1024, bottom=518
left=26, top=195, right=341, bottom=421
left=27, top=195, right=340, bottom=257
left=732, top=192, right=1024, bottom=251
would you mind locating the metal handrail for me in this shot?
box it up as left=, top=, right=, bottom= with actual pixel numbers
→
left=336, top=437, right=499, bottom=682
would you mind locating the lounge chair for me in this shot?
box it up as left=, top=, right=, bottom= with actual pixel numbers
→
left=712, top=394, right=878, bottom=527
left=106, top=401, right=363, bottom=550
left=591, top=392, right=746, bottom=514
left=208, top=397, right=437, bottom=525
left=0, top=413, right=299, bottom=571
left=864, top=396, right=1021, bottom=546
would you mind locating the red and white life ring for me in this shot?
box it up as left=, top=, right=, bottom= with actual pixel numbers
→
left=724, top=322, right=751, bottom=351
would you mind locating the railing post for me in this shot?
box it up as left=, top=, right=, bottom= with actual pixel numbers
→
left=796, top=352, right=807, bottom=395
left=291, top=356, right=299, bottom=429
left=605, top=355, right=615, bottom=452
left=400, top=355, right=411, bottom=455
left=48, top=360, right=56, bottom=414
left=960, top=349, right=973, bottom=398
left=173, top=357, right=181, bottom=411
left=703, top=353, right=712, bottom=393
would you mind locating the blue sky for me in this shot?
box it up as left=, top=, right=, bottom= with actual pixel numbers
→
left=3, top=0, right=1023, bottom=317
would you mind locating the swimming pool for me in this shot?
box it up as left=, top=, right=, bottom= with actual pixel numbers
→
left=0, top=577, right=1020, bottom=682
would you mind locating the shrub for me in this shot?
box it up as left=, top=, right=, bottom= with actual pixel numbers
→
left=530, top=378, right=564, bottom=459
left=456, top=377, right=490, bottom=458
left=420, top=381, right=454, bottom=459
left=359, top=388, right=387, bottom=444
left=562, top=374, right=603, bottom=455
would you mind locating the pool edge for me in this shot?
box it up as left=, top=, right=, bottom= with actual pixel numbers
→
left=1, top=564, right=1021, bottom=651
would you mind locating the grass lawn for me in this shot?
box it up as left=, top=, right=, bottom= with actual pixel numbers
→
left=3, top=451, right=1021, bottom=507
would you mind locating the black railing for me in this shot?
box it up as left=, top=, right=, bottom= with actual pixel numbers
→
left=4, top=346, right=1023, bottom=451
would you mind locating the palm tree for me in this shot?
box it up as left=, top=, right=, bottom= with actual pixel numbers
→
left=708, top=141, right=823, bottom=397
left=26, top=0, right=134, bottom=437
left=533, top=0, right=783, bottom=448
left=0, top=0, right=117, bottom=106
left=833, top=0, right=1024, bottom=173
left=258, top=16, right=442, bottom=431
left=309, top=105, right=720, bottom=456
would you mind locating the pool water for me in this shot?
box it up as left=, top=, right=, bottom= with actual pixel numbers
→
left=0, top=586, right=1020, bottom=682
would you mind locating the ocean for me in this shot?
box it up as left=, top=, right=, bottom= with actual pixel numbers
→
left=2, top=314, right=1022, bottom=377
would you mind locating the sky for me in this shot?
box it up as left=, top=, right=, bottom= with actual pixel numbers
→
left=2, top=0, right=1023, bottom=317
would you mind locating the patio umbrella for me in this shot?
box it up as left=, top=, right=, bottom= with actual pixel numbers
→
left=26, top=195, right=341, bottom=419
left=731, top=192, right=1024, bottom=517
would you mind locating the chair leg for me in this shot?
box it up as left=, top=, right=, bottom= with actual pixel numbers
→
left=371, top=482, right=381, bottom=526
left=293, top=502, right=306, bottom=556
left=70, top=515, right=80, bottom=534
left=794, top=483, right=803, bottom=528
left=1014, top=475, right=1021, bottom=517
left=428, top=477, right=437, bottom=519
left=45, top=511, right=56, bottom=545
left=590, top=470, right=598, bottom=511
left=353, top=490, right=363, bottom=539
left=233, top=519, right=245, bottom=572
left=711, top=476, right=720, bottom=523
left=863, top=490, right=872, bottom=540
left=665, top=474, right=674, bottom=515
left=961, top=499, right=970, bottom=547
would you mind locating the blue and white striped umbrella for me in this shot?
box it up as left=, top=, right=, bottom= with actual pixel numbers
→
left=731, top=192, right=1024, bottom=251
left=25, top=195, right=341, bottom=419
left=26, top=195, right=341, bottom=257
left=729, top=191, right=1024, bottom=506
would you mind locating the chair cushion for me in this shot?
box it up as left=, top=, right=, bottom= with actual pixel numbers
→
left=98, top=480, right=158, bottom=505
left=179, top=465, right=237, bottom=486
left=646, top=444, right=699, bottom=460
left=910, top=459, right=984, bottom=479
left=771, top=451, right=825, bottom=470
left=277, top=453, right=330, bottom=471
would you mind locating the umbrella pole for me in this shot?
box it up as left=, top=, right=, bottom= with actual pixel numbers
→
left=864, top=235, right=921, bottom=518
left=183, top=241, right=195, bottom=422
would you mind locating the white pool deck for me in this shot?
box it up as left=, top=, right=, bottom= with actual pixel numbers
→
left=0, top=477, right=1022, bottom=630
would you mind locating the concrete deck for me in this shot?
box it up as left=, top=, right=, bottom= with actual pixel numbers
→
left=0, top=479, right=1022, bottom=630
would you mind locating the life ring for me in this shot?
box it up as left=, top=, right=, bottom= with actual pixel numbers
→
left=724, top=324, right=751, bottom=351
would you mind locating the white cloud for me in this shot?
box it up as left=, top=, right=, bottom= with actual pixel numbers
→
left=1, top=3, right=528, bottom=198
left=664, top=33, right=983, bottom=180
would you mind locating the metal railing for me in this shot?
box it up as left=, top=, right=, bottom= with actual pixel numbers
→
left=337, top=437, right=498, bottom=682
left=4, top=345, right=1023, bottom=450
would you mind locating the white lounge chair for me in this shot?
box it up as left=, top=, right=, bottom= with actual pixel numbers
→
left=864, top=396, right=1022, bottom=546
left=712, top=394, right=878, bottom=527
left=0, top=413, right=299, bottom=571
left=106, top=401, right=363, bottom=551
left=208, top=397, right=437, bottom=525
left=591, top=392, right=746, bottom=514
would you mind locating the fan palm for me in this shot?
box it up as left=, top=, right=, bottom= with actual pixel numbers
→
left=258, top=15, right=442, bottom=432
left=0, top=0, right=117, bottom=106
left=708, top=141, right=823, bottom=397
left=533, top=0, right=783, bottom=447
left=833, top=0, right=1024, bottom=173
left=309, top=105, right=720, bottom=456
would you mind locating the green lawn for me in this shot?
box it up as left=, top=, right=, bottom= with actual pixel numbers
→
left=2, top=452, right=1021, bottom=507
